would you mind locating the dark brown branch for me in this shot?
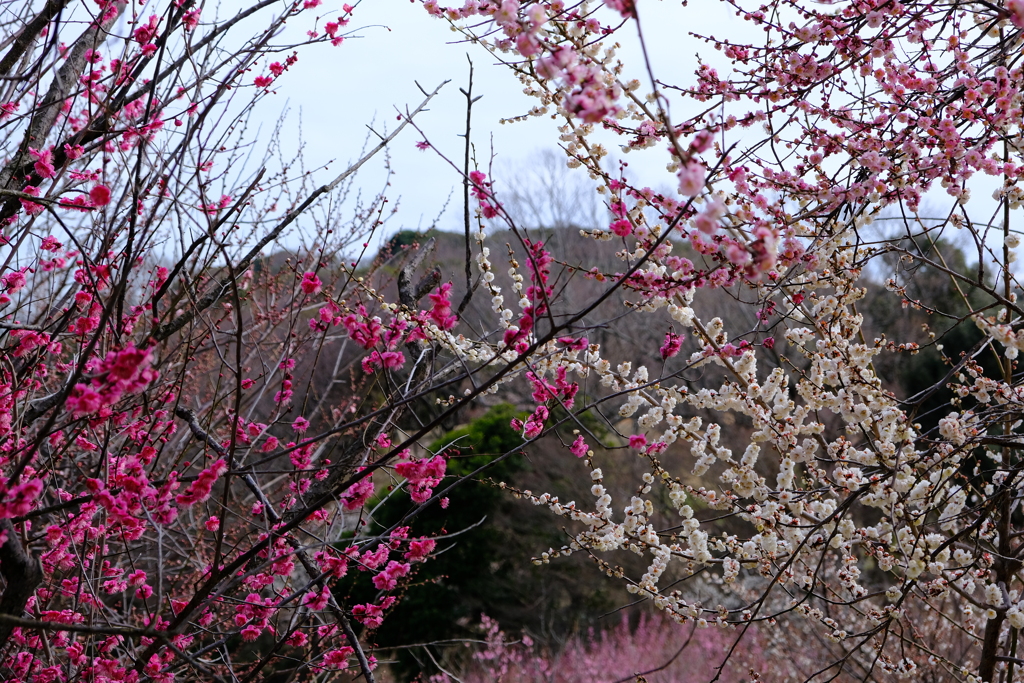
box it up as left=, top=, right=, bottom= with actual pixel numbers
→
left=0, top=0, right=71, bottom=77
left=0, top=612, right=160, bottom=638
left=456, top=56, right=482, bottom=317
left=339, top=612, right=376, bottom=683
left=398, top=236, right=438, bottom=308
left=0, top=519, right=43, bottom=649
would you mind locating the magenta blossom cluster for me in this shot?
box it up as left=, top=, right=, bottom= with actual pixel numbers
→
left=394, top=451, right=447, bottom=503
left=65, top=345, right=159, bottom=418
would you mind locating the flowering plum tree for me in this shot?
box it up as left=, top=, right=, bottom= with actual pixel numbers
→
left=4, top=0, right=1024, bottom=681
left=401, top=0, right=1024, bottom=681
left=0, top=0, right=486, bottom=681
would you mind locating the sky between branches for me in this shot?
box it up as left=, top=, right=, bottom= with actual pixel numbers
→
left=232, top=0, right=1002, bottom=254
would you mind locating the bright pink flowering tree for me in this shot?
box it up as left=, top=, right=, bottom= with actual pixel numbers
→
left=0, top=0, right=492, bottom=681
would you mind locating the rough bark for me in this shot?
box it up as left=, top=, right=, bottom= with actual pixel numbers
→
left=0, top=518, right=42, bottom=649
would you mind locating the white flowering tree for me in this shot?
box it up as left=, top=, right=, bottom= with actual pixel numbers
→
left=400, top=0, right=1024, bottom=681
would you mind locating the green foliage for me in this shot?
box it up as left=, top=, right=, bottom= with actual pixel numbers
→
left=429, top=403, right=530, bottom=478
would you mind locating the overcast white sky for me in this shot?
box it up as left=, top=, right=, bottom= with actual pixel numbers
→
left=231, top=0, right=1004, bottom=260
left=258, top=0, right=742, bottom=237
